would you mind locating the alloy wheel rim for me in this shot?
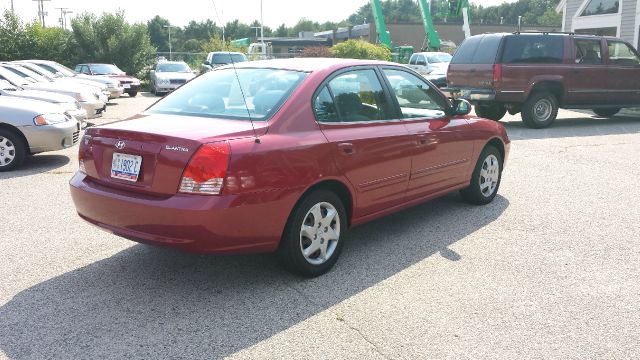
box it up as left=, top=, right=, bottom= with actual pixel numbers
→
left=534, top=99, right=552, bottom=122
left=479, top=154, right=500, bottom=197
left=299, top=202, right=340, bottom=265
left=0, top=136, right=16, bottom=167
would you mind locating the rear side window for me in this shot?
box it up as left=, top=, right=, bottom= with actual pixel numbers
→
left=451, top=35, right=501, bottom=64
left=313, top=87, right=338, bottom=122
left=607, top=41, right=640, bottom=65
left=574, top=38, right=603, bottom=64
left=501, top=35, right=564, bottom=64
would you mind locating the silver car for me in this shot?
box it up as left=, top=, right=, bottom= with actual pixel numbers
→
left=0, top=65, right=106, bottom=119
left=150, top=61, right=196, bottom=95
left=22, top=60, right=124, bottom=99
left=0, top=79, right=86, bottom=123
left=0, top=96, right=80, bottom=171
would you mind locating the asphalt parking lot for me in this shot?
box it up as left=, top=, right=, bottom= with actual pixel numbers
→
left=1, top=93, right=639, bottom=359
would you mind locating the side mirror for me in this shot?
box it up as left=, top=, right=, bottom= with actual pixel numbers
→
left=416, top=60, right=426, bottom=66
left=203, top=60, right=211, bottom=66
left=451, top=99, right=472, bottom=116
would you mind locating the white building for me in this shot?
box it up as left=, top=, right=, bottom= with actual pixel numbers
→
left=556, top=0, right=640, bottom=48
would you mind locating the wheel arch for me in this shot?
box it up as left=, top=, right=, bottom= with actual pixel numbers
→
left=527, top=79, right=565, bottom=105
left=485, top=137, right=505, bottom=163
left=291, top=178, right=355, bottom=229
left=0, top=122, right=30, bottom=154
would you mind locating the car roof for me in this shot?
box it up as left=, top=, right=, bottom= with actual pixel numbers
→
left=228, top=57, right=398, bottom=72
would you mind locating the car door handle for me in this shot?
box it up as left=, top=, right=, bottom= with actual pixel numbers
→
left=338, top=143, right=355, bottom=155
left=416, top=134, right=437, bottom=146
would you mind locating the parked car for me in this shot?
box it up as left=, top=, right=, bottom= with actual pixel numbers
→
left=70, top=58, right=509, bottom=277
left=0, top=96, right=80, bottom=171
left=200, top=52, right=247, bottom=73
left=0, top=65, right=106, bottom=119
left=23, top=60, right=124, bottom=99
left=408, top=52, right=452, bottom=76
left=424, top=66, right=448, bottom=88
left=445, top=32, right=640, bottom=128
left=74, top=63, right=141, bottom=97
left=0, top=79, right=86, bottom=123
left=11, top=61, right=112, bottom=100
left=150, top=61, right=196, bottom=95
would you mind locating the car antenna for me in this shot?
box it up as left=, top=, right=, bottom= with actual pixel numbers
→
left=211, top=0, right=260, bottom=144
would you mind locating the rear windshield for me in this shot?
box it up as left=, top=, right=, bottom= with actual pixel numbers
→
left=147, top=68, right=307, bottom=121
left=212, top=53, right=247, bottom=64
left=451, top=35, right=501, bottom=64
left=501, top=35, right=564, bottom=64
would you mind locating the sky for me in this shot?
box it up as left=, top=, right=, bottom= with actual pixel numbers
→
left=1, top=0, right=517, bottom=28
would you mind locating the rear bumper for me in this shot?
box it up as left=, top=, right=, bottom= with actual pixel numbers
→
left=80, top=100, right=106, bottom=119
left=24, top=120, right=80, bottom=154
left=122, top=84, right=141, bottom=93
left=443, top=87, right=496, bottom=102
left=108, top=87, right=124, bottom=99
left=69, top=173, right=301, bottom=254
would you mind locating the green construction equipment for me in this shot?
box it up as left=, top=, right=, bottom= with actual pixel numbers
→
left=448, top=0, right=471, bottom=38
left=417, top=0, right=441, bottom=51
left=369, top=0, right=414, bottom=62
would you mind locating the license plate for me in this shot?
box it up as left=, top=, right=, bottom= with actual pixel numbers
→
left=123, top=84, right=131, bottom=89
left=111, top=153, right=142, bottom=182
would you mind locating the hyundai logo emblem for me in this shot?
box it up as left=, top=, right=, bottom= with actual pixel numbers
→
left=115, top=140, right=126, bottom=150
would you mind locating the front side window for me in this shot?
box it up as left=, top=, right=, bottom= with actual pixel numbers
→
left=148, top=68, right=307, bottom=121
left=575, top=38, right=603, bottom=64
left=382, top=69, right=448, bottom=119
left=327, top=69, right=391, bottom=122
left=607, top=41, right=640, bottom=65
left=580, top=0, right=619, bottom=16
left=502, top=35, right=564, bottom=64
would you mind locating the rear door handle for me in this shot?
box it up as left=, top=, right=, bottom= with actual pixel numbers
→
left=338, top=142, right=355, bottom=155
left=416, top=134, right=437, bottom=146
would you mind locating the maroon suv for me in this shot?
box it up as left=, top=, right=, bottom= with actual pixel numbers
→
left=446, top=32, right=640, bottom=128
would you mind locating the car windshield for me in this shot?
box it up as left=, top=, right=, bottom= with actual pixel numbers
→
left=49, top=62, right=77, bottom=76
left=0, top=68, right=30, bottom=86
left=427, top=53, right=452, bottom=63
left=90, top=64, right=124, bottom=75
left=0, top=79, right=18, bottom=90
left=156, top=63, right=191, bottom=73
left=148, top=68, right=307, bottom=121
left=212, top=53, right=247, bottom=64
left=3, top=65, right=48, bottom=83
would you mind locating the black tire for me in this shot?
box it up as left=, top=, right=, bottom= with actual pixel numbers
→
left=127, top=91, right=138, bottom=98
left=593, top=108, right=620, bottom=117
left=0, top=129, right=26, bottom=172
left=277, top=189, right=347, bottom=277
left=521, top=91, right=558, bottom=129
left=460, top=145, right=503, bottom=205
left=150, top=83, right=156, bottom=95
left=475, top=102, right=507, bottom=121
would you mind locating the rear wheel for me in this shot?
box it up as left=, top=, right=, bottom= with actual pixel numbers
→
left=0, top=129, right=26, bottom=172
left=521, top=91, right=558, bottom=129
left=277, top=190, right=347, bottom=277
left=460, top=146, right=502, bottom=205
left=475, top=102, right=507, bottom=121
left=593, top=108, right=620, bottom=117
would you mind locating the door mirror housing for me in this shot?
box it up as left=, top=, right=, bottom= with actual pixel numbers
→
left=416, top=60, right=427, bottom=66
left=450, top=99, right=472, bottom=116
left=203, top=60, right=211, bottom=66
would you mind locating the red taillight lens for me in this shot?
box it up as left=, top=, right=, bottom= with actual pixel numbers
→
left=179, top=142, right=231, bottom=195
left=493, top=64, right=502, bottom=83
left=78, top=135, right=91, bottom=173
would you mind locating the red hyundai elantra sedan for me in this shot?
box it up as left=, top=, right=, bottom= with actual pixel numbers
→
left=70, top=58, right=509, bottom=276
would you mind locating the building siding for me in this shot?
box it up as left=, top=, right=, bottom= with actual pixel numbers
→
left=564, top=0, right=583, bottom=32
left=620, top=0, right=638, bottom=42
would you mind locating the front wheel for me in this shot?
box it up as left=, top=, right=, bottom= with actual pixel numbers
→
left=277, top=190, right=347, bottom=277
left=127, top=91, right=138, bottom=98
left=521, top=92, right=558, bottom=129
left=0, top=129, right=26, bottom=172
left=460, top=146, right=503, bottom=205
left=593, top=108, right=620, bottom=117
left=475, top=102, right=507, bottom=121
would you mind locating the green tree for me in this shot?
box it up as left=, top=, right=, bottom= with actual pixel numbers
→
left=330, top=39, right=391, bottom=61
left=147, top=15, right=170, bottom=52
left=70, top=11, right=156, bottom=75
left=0, top=11, right=33, bottom=60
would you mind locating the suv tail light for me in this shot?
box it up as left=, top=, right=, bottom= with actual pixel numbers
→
left=179, top=142, right=231, bottom=195
left=493, top=64, right=502, bottom=83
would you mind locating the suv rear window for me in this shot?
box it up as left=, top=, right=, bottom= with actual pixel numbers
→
left=501, top=35, right=564, bottom=64
left=451, top=35, right=502, bottom=64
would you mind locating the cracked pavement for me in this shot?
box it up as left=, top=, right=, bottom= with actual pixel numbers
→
left=1, top=97, right=639, bottom=359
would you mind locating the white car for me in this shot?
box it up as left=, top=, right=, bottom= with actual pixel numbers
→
left=0, top=96, right=80, bottom=171
left=0, top=79, right=86, bottom=123
left=0, top=65, right=106, bottom=119
left=150, top=61, right=196, bottom=95
left=408, top=52, right=452, bottom=76
left=23, top=60, right=124, bottom=99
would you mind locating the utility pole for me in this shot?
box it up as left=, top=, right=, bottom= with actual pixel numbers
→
left=10, top=0, right=14, bottom=14
left=56, top=8, right=72, bottom=30
left=163, top=25, right=175, bottom=60
left=32, top=0, right=51, bottom=27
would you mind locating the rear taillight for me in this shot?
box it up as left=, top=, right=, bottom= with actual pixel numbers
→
left=78, top=135, right=91, bottom=173
left=493, top=64, right=502, bottom=83
left=179, top=142, right=231, bottom=195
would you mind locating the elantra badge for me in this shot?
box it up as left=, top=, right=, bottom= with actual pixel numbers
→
left=165, top=145, right=189, bottom=152
left=115, top=140, right=126, bottom=150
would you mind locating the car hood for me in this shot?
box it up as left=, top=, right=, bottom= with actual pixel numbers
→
left=154, top=72, right=196, bottom=80
left=75, top=74, right=120, bottom=87
left=105, top=74, right=140, bottom=83
left=1, top=88, right=77, bottom=104
left=25, top=81, right=98, bottom=95
left=0, top=96, right=67, bottom=117
left=53, top=77, right=106, bottom=91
